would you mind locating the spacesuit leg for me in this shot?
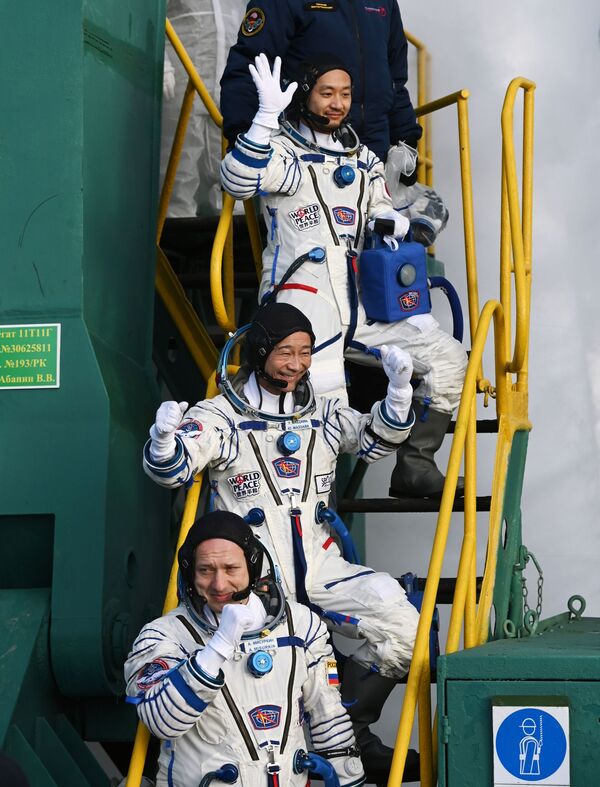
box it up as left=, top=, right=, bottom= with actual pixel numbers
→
left=275, top=287, right=348, bottom=403
left=349, top=314, right=468, bottom=496
left=308, top=546, right=420, bottom=782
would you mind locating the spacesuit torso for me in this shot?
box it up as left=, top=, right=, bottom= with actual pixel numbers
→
left=143, top=369, right=410, bottom=598
left=125, top=597, right=363, bottom=786
left=224, top=122, right=392, bottom=328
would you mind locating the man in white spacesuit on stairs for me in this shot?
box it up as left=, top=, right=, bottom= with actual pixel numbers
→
left=143, top=302, right=420, bottom=782
left=125, top=510, right=365, bottom=786
left=220, top=53, right=468, bottom=499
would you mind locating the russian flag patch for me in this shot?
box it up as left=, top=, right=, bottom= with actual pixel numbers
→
left=327, top=659, right=339, bottom=686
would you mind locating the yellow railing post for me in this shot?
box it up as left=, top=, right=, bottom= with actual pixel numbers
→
left=405, top=31, right=429, bottom=184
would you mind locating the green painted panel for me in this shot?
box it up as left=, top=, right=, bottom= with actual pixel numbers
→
left=443, top=680, right=600, bottom=786
left=0, top=0, right=170, bottom=707
left=0, top=590, right=51, bottom=742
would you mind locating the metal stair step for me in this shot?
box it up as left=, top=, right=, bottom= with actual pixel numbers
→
left=337, top=495, right=492, bottom=514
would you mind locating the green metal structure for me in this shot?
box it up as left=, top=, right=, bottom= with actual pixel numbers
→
left=1, top=1, right=170, bottom=781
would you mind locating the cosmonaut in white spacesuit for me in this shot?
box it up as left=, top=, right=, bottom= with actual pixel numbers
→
left=125, top=510, right=365, bottom=786
left=143, top=303, right=420, bottom=782
left=220, top=53, right=468, bottom=498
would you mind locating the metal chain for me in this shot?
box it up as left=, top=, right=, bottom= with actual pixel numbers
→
left=520, top=547, right=544, bottom=619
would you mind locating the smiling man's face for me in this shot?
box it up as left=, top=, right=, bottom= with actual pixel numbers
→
left=260, top=331, right=313, bottom=394
left=306, top=69, right=352, bottom=131
left=193, top=539, right=249, bottom=613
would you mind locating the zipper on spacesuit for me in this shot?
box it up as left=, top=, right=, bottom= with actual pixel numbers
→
left=354, top=170, right=366, bottom=242
left=247, top=433, right=283, bottom=505
left=279, top=603, right=297, bottom=754
left=307, top=165, right=340, bottom=245
left=301, top=430, right=317, bottom=502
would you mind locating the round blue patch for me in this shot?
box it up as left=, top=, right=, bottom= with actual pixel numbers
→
left=495, top=708, right=567, bottom=781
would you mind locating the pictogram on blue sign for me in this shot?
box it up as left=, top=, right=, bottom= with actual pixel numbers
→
left=495, top=708, right=567, bottom=781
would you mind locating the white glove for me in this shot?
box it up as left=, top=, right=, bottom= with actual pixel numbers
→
left=381, top=344, right=412, bottom=388
left=163, top=55, right=176, bottom=101
left=148, top=401, right=188, bottom=463
left=248, top=54, right=297, bottom=130
left=194, top=594, right=267, bottom=677
left=369, top=209, right=410, bottom=241
left=381, top=345, right=413, bottom=423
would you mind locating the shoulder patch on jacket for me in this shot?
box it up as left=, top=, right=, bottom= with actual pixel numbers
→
left=241, top=7, right=265, bottom=36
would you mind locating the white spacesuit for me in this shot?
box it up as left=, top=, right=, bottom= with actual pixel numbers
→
left=220, top=54, right=467, bottom=499
left=125, top=511, right=365, bottom=786
left=162, top=0, right=246, bottom=216
left=144, top=303, right=421, bottom=781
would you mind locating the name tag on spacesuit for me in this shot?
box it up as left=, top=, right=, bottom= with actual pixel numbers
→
left=242, top=637, right=278, bottom=654
left=283, top=419, right=313, bottom=431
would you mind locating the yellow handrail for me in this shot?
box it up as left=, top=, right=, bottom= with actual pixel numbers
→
left=388, top=296, right=512, bottom=785
left=405, top=31, right=429, bottom=185
left=414, top=90, right=482, bottom=382
left=388, top=75, right=535, bottom=783
left=210, top=193, right=237, bottom=333
left=501, top=78, right=535, bottom=378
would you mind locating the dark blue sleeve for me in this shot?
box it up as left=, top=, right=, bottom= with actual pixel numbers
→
left=387, top=3, right=421, bottom=147
left=220, top=1, right=297, bottom=145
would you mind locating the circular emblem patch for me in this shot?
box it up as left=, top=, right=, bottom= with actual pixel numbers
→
left=241, top=7, right=265, bottom=37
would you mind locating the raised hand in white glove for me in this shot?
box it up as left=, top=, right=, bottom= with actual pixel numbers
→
left=381, top=344, right=412, bottom=388
left=248, top=54, right=297, bottom=130
left=148, top=401, right=188, bottom=463
left=194, top=594, right=267, bottom=677
left=163, top=57, right=176, bottom=101
left=381, top=344, right=413, bottom=423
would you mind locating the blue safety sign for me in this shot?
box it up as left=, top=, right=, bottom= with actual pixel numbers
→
left=492, top=705, right=570, bottom=786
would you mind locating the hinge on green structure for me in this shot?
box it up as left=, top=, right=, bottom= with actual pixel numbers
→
left=441, top=715, right=451, bottom=743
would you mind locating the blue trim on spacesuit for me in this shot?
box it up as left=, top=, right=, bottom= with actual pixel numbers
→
left=143, top=437, right=189, bottom=479
left=313, top=332, right=343, bottom=355
left=324, top=570, right=375, bottom=590
left=379, top=401, right=415, bottom=430
left=231, top=147, right=271, bottom=169
left=169, top=668, right=209, bottom=713
left=187, top=656, right=225, bottom=689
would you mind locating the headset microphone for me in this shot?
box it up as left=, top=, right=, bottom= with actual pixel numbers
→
left=257, top=369, right=289, bottom=390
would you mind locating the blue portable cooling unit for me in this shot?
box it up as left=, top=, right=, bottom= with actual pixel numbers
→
left=359, top=228, right=431, bottom=323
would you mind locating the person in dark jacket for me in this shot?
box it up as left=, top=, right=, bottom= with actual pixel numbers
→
left=220, top=0, right=421, bottom=168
